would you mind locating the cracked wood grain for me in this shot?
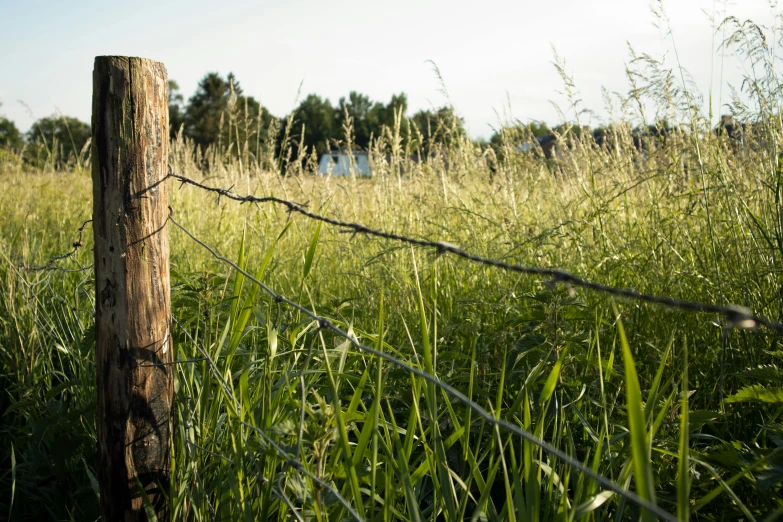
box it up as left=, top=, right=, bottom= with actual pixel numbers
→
left=92, top=55, right=171, bottom=522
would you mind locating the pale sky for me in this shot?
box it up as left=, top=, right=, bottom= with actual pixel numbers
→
left=0, top=0, right=779, bottom=139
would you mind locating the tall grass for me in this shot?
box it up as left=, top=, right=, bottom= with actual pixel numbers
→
left=4, top=16, right=783, bottom=521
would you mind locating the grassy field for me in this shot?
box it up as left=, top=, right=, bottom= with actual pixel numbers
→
left=4, top=58, right=783, bottom=520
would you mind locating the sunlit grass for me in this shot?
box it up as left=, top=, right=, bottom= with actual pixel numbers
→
left=4, top=18, right=783, bottom=518
left=3, top=120, right=783, bottom=520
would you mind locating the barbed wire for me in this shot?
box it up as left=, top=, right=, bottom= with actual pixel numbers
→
left=169, top=171, right=783, bottom=334
left=18, top=218, right=92, bottom=272
left=19, top=170, right=773, bottom=519
left=169, top=212, right=679, bottom=522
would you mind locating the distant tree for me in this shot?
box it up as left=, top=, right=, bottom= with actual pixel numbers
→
left=25, top=115, right=90, bottom=165
left=528, top=121, right=551, bottom=138
left=408, top=106, right=465, bottom=152
left=592, top=125, right=611, bottom=147
left=715, top=115, right=745, bottom=141
left=286, top=92, right=410, bottom=159
left=630, top=120, right=678, bottom=150
left=551, top=123, right=587, bottom=139
left=228, top=94, right=275, bottom=158
left=367, top=93, right=408, bottom=140
left=184, top=72, right=235, bottom=148
left=168, top=80, right=185, bottom=140
left=336, top=91, right=375, bottom=149
left=489, top=121, right=552, bottom=148
left=289, top=94, right=338, bottom=158
left=0, top=102, right=23, bottom=149
left=0, top=117, right=23, bottom=149
left=184, top=72, right=274, bottom=153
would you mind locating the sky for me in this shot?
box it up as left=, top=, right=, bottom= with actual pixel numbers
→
left=0, top=0, right=779, bottom=140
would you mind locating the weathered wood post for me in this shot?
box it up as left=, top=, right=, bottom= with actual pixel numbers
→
left=91, top=56, right=172, bottom=521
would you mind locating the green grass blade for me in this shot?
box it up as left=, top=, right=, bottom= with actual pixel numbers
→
left=613, top=303, right=657, bottom=522
left=387, top=399, right=424, bottom=522
left=370, top=291, right=384, bottom=521
left=321, top=341, right=365, bottom=514
left=303, top=221, right=322, bottom=280
left=573, top=490, right=615, bottom=520
left=524, top=390, right=540, bottom=522
left=539, top=345, right=568, bottom=406
left=677, top=336, right=690, bottom=521
left=9, top=442, right=15, bottom=520
left=644, top=337, right=672, bottom=424
left=230, top=226, right=247, bottom=321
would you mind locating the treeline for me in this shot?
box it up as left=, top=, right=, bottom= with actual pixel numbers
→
left=171, top=73, right=465, bottom=157
left=0, top=105, right=92, bottom=169
left=0, top=72, right=467, bottom=170
left=2, top=71, right=724, bottom=172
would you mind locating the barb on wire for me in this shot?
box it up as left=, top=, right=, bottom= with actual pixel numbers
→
left=20, top=218, right=93, bottom=272
left=169, top=213, right=679, bottom=522
left=169, top=171, right=783, bottom=334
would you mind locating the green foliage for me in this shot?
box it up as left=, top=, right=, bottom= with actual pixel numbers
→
left=168, top=79, right=185, bottom=140
left=168, top=71, right=458, bottom=163
left=490, top=121, right=551, bottom=148
left=333, top=91, right=408, bottom=150
left=24, top=114, right=90, bottom=169
left=183, top=72, right=235, bottom=147
left=337, top=91, right=376, bottom=148
left=8, top=130, right=783, bottom=518
left=290, top=94, right=338, bottom=157
left=0, top=117, right=23, bottom=149
left=369, top=92, right=408, bottom=135
left=725, top=385, right=783, bottom=404
left=288, top=91, right=411, bottom=157
left=183, top=72, right=274, bottom=155
left=8, top=14, right=783, bottom=522
left=408, top=106, right=466, bottom=152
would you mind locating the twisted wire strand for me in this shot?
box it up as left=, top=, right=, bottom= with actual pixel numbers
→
left=19, top=218, right=92, bottom=271
left=21, top=171, right=771, bottom=519
left=170, top=172, right=782, bottom=334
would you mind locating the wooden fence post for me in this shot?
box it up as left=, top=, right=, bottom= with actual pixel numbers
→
left=91, top=56, right=172, bottom=521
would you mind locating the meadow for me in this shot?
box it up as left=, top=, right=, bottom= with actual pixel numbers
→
left=3, top=31, right=783, bottom=521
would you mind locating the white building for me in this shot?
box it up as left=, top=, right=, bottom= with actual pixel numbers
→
left=317, top=151, right=370, bottom=176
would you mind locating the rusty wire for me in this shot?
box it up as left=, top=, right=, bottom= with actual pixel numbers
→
left=170, top=171, right=783, bottom=334
left=169, top=213, right=680, bottom=522
left=19, top=218, right=92, bottom=272
left=20, top=169, right=782, bottom=520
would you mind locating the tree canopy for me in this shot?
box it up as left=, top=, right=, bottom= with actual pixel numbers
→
left=0, top=118, right=23, bottom=149
left=168, top=80, right=186, bottom=140
left=5, top=71, right=476, bottom=170
left=0, top=102, right=24, bottom=149
left=183, top=72, right=274, bottom=153
left=409, top=106, right=466, bottom=151
left=172, top=72, right=466, bottom=159
left=25, top=115, right=91, bottom=165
